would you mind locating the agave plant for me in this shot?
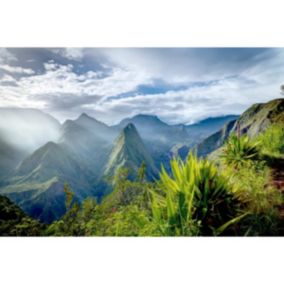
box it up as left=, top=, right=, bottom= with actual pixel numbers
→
left=221, top=133, right=260, bottom=169
left=151, top=153, right=242, bottom=236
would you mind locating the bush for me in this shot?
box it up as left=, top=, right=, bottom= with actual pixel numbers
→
left=221, top=134, right=260, bottom=169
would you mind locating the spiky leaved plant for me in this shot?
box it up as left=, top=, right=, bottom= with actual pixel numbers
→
left=221, top=133, right=260, bottom=169
left=151, top=153, right=243, bottom=236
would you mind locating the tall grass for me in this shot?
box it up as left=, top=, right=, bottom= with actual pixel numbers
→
left=257, top=124, right=284, bottom=157
left=221, top=132, right=283, bottom=235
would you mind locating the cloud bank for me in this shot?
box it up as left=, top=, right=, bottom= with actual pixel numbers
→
left=0, top=48, right=283, bottom=124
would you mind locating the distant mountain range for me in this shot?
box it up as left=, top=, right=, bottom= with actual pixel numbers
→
left=0, top=107, right=239, bottom=222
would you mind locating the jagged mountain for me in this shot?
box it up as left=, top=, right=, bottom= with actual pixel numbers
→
left=0, top=113, right=119, bottom=223
left=59, top=114, right=117, bottom=178
left=104, top=123, right=158, bottom=179
left=196, top=98, right=284, bottom=157
left=0, top=110, right=244, bottom=223
left=116, top=114, right=190, bottom=147
left=116, top=114, right=240, bottom=166
left=0, top=141, right=94, bottom=223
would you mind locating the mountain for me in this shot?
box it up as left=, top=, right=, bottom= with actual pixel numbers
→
left=59, top=114, right=118, bottom=178
left=115, top=114, right=240, bottom=165
left=0, top=141, right=94, bottom=223
left=116, top=114, right=189, bottom=147
left=0, top=108, right=61, bottom=180
left=0, top=136, right=26, bottom=179
left=104, top=123, right=158, bottom=179
left=196, top=98, right=284, bottom=157
left=0, top=113, right=119, bottom=223
left=185, top=115, right=239, bottom=141
left=229, top=98, right=284, bottom=137
left=195, top=119, right=237, bottom=157
left=75, top=113, right=118, bottom=142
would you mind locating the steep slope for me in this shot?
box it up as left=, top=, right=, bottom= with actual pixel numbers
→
left=104, top=123, right=158, bottom=179
left=0, top=141, right=94, bottom=223
left=0, top=136, right=26, bottom=179
left=196, top=98, right=284, bottom=157
left=196, top=120, right=237, bottom=157
left=230, top=98, right=284, bottom=137
left=59, top=114, right=117, bottom=177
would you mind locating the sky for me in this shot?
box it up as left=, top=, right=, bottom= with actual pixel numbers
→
left=0, top=48, right=283, bottom=125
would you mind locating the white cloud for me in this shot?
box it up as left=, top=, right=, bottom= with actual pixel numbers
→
left=0, top=64, right=35, bottom=75
left=0, top=48, right=17, bottom=63
left=0, top=48, right=283, bottom=124
left=0, top=74, right=17, bottom=83
left=52, top=48, right=84, bottom=61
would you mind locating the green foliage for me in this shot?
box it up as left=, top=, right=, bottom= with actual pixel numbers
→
left=151, top=153, right=241, bottom=236
left=0, top=195, right=44, bottom=236
left=257, top=124, right=284, bottom=158
left=221, top=133, right=260, bottom=169
left=223, top=158, right=282, bottom=235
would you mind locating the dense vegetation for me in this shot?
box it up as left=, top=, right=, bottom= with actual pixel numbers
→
left=1, top=122, right=284, bottom=236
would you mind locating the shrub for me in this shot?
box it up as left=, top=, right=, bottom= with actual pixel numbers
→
left=221, top=133, right=260, bottom=169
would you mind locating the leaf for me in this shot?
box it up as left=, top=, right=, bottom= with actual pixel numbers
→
left=215, top=212, right=250, bottom=235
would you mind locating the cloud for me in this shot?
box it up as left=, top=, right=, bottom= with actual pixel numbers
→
left=98, top=48, right=274, bottom=83
left=52, top=48, right=84, bottom=61
left=0, top=64, right=35, bottom=75
left=0, top=48, right=283, bottom=124
left=0, top=48, right=17, bottom=63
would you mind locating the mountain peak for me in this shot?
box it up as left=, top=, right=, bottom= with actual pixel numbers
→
left=133, top=114, right=159, bottom=120
left=104, top=122, right=157, bottom=179
left=122, top=122, right=137, bottom=134
left=77, top=112, right=96, bottom=121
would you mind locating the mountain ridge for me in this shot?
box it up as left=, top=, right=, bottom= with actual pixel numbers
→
left=104, top=123, right=158, bottom=180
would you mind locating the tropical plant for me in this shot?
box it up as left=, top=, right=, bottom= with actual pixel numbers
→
left=221, top=133, right=260, bottom=169
left=151, top=153, right=242, bottom=236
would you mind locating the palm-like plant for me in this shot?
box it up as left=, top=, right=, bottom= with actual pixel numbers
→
left=151, top=153, right=242, bottom=236
left=221, top=133, right=260, bottom=169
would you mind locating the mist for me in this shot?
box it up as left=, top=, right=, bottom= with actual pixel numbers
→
left=0, top=108, right=61, bottom=153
